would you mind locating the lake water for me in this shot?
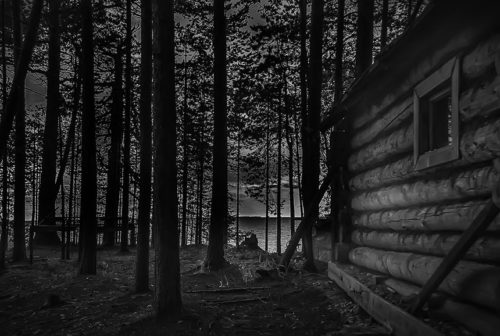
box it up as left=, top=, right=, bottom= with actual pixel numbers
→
left=235, top=217, right=302, bottom=253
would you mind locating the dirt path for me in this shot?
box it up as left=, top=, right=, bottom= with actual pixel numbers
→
left=0, top=246, right=382, bottom=335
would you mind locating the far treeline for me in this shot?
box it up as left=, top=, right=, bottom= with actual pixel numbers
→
left=0, top=0, right=424, bottom=318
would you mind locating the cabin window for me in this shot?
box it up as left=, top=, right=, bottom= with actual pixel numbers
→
left=413, top=57, right=460, bottom=170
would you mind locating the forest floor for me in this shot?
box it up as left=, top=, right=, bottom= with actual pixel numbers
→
left=0, top=244, right=385, bottom=336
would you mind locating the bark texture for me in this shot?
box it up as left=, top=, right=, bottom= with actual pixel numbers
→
left=12, top=0, right=27, bottom=259
left=103, top=49, right=123, bottom=247
left=37, top=0, right=61, bottom=245
left=79, top=0, right=97, bottom=275
left=205, top=0, right=227, bottom=270
left=136, top=0, right=152, bottom=293
left=153, top=0, right=182, bottom=317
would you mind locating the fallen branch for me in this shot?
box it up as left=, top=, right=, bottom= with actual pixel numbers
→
left=185, top=286, right=270, bottom=294
left=280, top=171, right=333, bottom=268
left=207, top=296, right=269, bottom=305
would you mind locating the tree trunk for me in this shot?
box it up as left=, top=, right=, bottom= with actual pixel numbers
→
left=380, top=0, right=389, bottom=50
left=284, top=67, right=295, bottom=236
left=53, top=60, right=81, bottom=205
left=236, top=131, right=241, bottom=248
left=0, top=0, right=7, bottom=268
left=265, top=104, right=270, bottom=252
left=12, top=0, right=26, bottom=260
left=286, top=111, right=295, bottom=236
left=334, top=0, right=345, bottom=104
left=277, top=93, right=282, bottom=255
left=153, top=0, right=182, bottom=318
left=36, top=0, right=61, bottom=246
left=121, top=0, right=133, bottom=253
left=355, top=0, right=374, bottom=77
left=135, top=0, right=152, bottom=293
left=79, top=0, right=97, bottom=275
left=0, top=153, right=7, bottom=269
left=298, top=0, right=307, bottom=228
left=0, top=0, right=43, bottom=164
left=104, top=48, right=123, bottom=247
left=205, top=0, right=227, bottom=270
left=180, top=57, right=189, bottom=248
left=195, top=114, right=205, bottom=246
left=293, top=111, right=303, bottom=218
left=302, top=0, right=324, bottom=272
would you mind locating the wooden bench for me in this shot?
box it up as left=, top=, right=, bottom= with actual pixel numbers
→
left=29, top=217, right=77, bottom=263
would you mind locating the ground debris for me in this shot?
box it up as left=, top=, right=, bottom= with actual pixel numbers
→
left=0, top=245, right=380, bottom=335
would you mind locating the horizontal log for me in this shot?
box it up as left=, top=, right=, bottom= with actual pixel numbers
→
left=461, top=117, right=500, bottom=163
left=348, top=124, right=413, bottom=173
left=349, top=247, right=500, bottom=311
left=352, top=230, right=500, bottom=262
left=460, top=75, right=500, bottom=121
left=353, top=200, right=500, bottom=232
left=352, top=165, right=498, bottom=212
left=462, top=33, right=500, bottom=81
left=351, top=118, right=500, bottom=191
left=384, top=278, right=420, bottom=297
left=350, top=97, right=412, bottom=150
left=350, top=112, right=500, bottom=175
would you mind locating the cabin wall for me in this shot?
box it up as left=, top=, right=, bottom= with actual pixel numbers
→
left=346, top=33, right=500, bottom=310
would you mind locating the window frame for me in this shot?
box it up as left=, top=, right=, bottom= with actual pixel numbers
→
left=413, top=57, right=460, bottom=171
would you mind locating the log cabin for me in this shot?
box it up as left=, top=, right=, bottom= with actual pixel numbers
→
left=315, top=0, right=500, bottom=326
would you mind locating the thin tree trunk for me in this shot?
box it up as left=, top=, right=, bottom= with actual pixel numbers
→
left=121, top=0, right=133, bottom=253
left=79, top=0, right=97, bottom=275
left=130, top=173, right=137, bottom=247
left=180, top=56, right=189, bottom=248
left=135, top=0, right=152, bottom=291
left=355, top=0, right=374, bottom=77
left=265, top=104, right=270, bottom=252
left=68, top=120, right=76, bottom=249
left=58, top=117, right=65, bottom=258
left=299, top=0, right=308, bottom=126
left=205, top=0, right=227, bottom=270
left=286, top=102, right=295, bottom=236
left=334, top=0, right=345, bottom=104
left=293, top=111, right=303, bottom=218
left=380, top=0, right=388, bottom=50
left=53, top=59, right=80, bottom=202
left=235, top=131, right=241, bottom=248
left=12, top=0, right=26, bottom=260
left=153, top=0, right=182, bottom=317
left=37, top=0, right=61, bottom=245
left=0, top=0, right=7, bottom=268
left=0, top=153, right=7, bottom=269
left=302, top=0, right=324, bottom=272
left=104, top=48, right=123, bottom=247
left=276, top=93, right=282, bottom=255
